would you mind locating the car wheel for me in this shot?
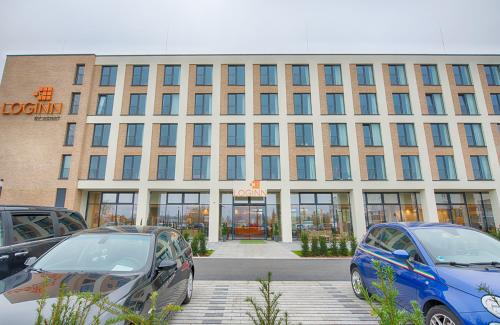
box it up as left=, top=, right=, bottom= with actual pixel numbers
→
left=182, top=270, right=194, bottom=305
left=350, top=267, right=365, bottom=299
left=426, top=305, right=462, bottom=325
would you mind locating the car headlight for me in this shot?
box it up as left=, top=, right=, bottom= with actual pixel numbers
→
left=482, top=295, right=500, bottom=318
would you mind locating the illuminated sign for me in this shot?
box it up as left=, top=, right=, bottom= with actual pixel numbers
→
left=233, top=180, right=267, bottom=197
left=1, top=86, right=63, bottom=121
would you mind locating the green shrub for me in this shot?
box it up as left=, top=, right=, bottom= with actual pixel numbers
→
left=199, top=232, right=208, bottom=256
left=221, top=223, right=228, bottom=240
left=311, top=237, right=319, bottom=256
left=300, top=233, right=309, bottom=257
left=191, top=235, right=199, bottom=256
left=330, top=237, right=338, bottom=256
left=182, top=231, right=190, bottom=243
left=490, top=227, right=500, bottom=240
left=339, top=236, right=348, bottom=256
left=319, top=236, right=328, bottom=256
left=348, top=235, right=357, bottom=256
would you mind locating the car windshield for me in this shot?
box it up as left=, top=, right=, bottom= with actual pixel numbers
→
left=33, top=233, right=152, bottom=272
left=413, top=227, right=500, bottom=264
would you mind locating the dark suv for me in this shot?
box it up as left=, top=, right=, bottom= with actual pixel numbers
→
left=0, top=205, right=87, bottom=280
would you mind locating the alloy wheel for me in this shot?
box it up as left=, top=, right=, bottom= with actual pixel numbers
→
left=351, top=270, right=362, bottom=296
left=187, top=272, right=193, bottom=299
left=430, top=313, right=456, bottom=325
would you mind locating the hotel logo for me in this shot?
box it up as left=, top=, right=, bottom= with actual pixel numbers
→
left=2, top=86, right=63, bottom=120
left=233, top=180, right=267, bottom=198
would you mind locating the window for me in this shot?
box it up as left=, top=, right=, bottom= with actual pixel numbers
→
left=431, top=123, right=451, bottom=147
left=227, top=156, right=245, bottom=180
left=86, top=192, right=138, bottom=227
left=261, top=123, right=279, bottom=146
left=260, top=93, right=278, bottom=114
left=100, top=66, right=117, bottom=86
left=57, top=211, right=86, bottom=234
left=492, top=94, right=500, bottom=114
left=129, top=94, right=147, bottom=115
left=55, top=188, right=66, bottom=208
left=331, top=156, right=351, bottom=180
left=92, top=124, right=110, bottom=147
left=11, top=214, right=54, bottom=244
left=292, top=65, right=309, bottom=85
left=60, top=155, right=71, bottom=179
left=295, top=123, right=314, bottom=146
left=262, top=156, right=280, bottom=180
left=88, top=155, right=107, bottom=180
left=123, top=155, right=141, bottom=180
left=132, top=65, right=149, bottom=86
left=196, top=65, right=212, bottom=85
left=458, top=94, right=478, bottom=115
left=69, top=93, right=80, bottom=115
left=126, top=124, right=144, bottom=147
left=64, top=123, right=76, bottom=146
left=326, top=93, right=345, bottom=114
left=96, top=94, right=114, bottom=115
left=357, top=64, right=374, bottom=85
left=435, top=192, right=494, bottom=231
left=74, top=64, right=85, bottom=85
left=363, top=123, right=382, bottom=146
left=164, top=65, right=180, bottom=85
left=296, top=156, right=316, bottom=180
left=161, top=94, right=179, bottom=115
left=421, top=65, right=440, bottom=85
left=397, top=123, right=417, bottom=147
left=393, top=93, right=412, bottom=115
left=192, top=156, right=210, bottom=180
left=228, top=65, right=245, bottom=85
left=389, top=64, right=407, bottom=85
left=159, top=124, right=177, bottom=147
left=157, top=156, right=176, bottom=180
left=324, top=65, right=342, bottom=85
left=227, top=93, right=245, bottom=115
left=360, top=93, right=378, bottom=114
left=194, top=93, right=212, bottom=115
left=329, top=123, right=348, bottom=146
left=436, top=155, right=457, bottom=180
left=453, top=64, right=472, bottom=86
left=401, top=155, right=422, bottom=180
left=464, top=124, right=485, bottom=147
left=227, top=123, right=245, bottom=147
left=426, top=93, right=445, bottom=115
left=484, top=65, right=500, bottom=86
left=471, top=156, right=492, bottom=180
left=365, top=193, right=422, bottom=226
left=193, top=124, right=211, bottom=146
left=293, top=93, right=312, bottom=115
left=366, top=156, right=386, bottom=180
left=260, top=65, right=277, bottom=85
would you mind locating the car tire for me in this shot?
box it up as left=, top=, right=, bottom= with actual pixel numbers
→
left=182, top=270, right=194, bottom=305
left=350, top=267, right=365, bottom=299
left=426, top=305, right=462, bottom=325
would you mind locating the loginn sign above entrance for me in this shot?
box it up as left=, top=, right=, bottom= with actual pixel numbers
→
left=1, top=87, right=63, bottom=121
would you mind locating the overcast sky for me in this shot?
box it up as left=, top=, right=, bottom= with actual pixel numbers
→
left=1, top=0, right=500, bottom=75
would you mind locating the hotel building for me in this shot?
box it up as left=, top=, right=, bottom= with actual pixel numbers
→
left=0, top=54, right=499, bottom=242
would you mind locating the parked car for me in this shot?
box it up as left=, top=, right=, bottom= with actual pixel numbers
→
left=0, top=226, right=194, bottom=324
left=0, top=205, right=87, bottom=280
left=350, top=222, right=500, bottom=325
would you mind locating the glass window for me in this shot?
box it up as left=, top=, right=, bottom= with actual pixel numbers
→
left=392, top=93, right=412, bottom=115
left=296, top=156, right=316, bottom=180
left=360, top=93, right=378, bottom=115
left=194, top=93, right=212, bottom=115
left=228, top=65, right=245, bottom=85
left=126, top=124, right=144, bottom=147
left=389, top=64, right=407, bottom=85
left=262, top=156, right=280, bottom=180
left=260, top=65, right=277, bottom=86
left=295, top=123, right=314, bottom=146
left=401, top=155, right=422, bottom=180
left=132, top=65, right=149, bottom=86
left=227, top=156, right=245, bottom=180
left=192, top=156, right=210, bottom=180
left=69, top=93, right=80, bottom=115
left=491, top=94, right=500, bottom=114
left=123, top=155, right=141, bottom=180
left=332, top=156, right=351, bottom=180
left=426, top=93, right=445, bottom=115
left=357, top=64, right=374, bottom=85
left=11, top=214, right=54, bottom=244
left=464, top=124, right=485, bottom=147
left=292, top=65, right=310, bottom=85
left=92, top=124, right=110, bottom=147
left=227, top=123, right=245, bottom=147
left=363, top=123, right=382, bottom=146
left=158, top=155, right=176, bottom=180
left=57, top=212, right=86, bottom=234
left=261, top=124, right=279, bottom=147
left=164, top=65, right=180, bottom=86
left=100, top=66, right=117, bottom=86
left=324, top=65, right=342, bottom=85
left=88, top=155, right=107, bottom=180
left=293, top=93, right=311, bottom=115
left=162, top=94, right=179, bottom=115
left=260, top=93, right=278, bottom=115
left=129, top=94, right=147, bottom=115
left=59, top=155, right=71, bottom=179
left=471, top=156, right=492, bottom=180
left=329, top=123, right=348, bottom=146
left=193, top=124, right=211, bottom=146
left=365, top=192, right=422, bottom=226
left=484, top=65, right=500, bottom=86
left=64, top=123, right=76, bottom=146
left=421, top=65, right=440, bottom=85
left=326, top=93, right=345, bottom=115
left=55, top=188, right=66, bottom=208
left=453, top=64, right=472, bottom=86
left=366, top=156, right=386, bottom=180
left=458, top=94, right=478, bottom=115
left=74, top=64, right=85, bottom=85
left=436, top=155, right=457, bottom=180
left=96, top=94, right=114, bottom=116
left=196, top=65, right=212, bottom=85
left=159, top=124, right=177, bottom=147
left=431, top=123, right=451, bottom=146
left=227, top=93, right=245, bottom=115
left=397, top=123, right=417, bottom=147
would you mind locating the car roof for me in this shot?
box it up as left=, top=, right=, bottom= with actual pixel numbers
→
left=77, top=225, right=178, bottom=236
left=370, top=222, right=470, bottom=230
left=0, top=205, right=73, bottom=212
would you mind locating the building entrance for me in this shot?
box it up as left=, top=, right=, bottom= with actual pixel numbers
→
left=233, top=205, right=266, bottom=239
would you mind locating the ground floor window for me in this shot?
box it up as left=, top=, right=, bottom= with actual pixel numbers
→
left=291, top=192, right=352, bottom=239
left=149, top=192, right=209, bottom=237
left=436, top=192, right=494, bottom=231
left=365, top=192, right=422, bottom=227
left=86, top=192, right=138, bottom=228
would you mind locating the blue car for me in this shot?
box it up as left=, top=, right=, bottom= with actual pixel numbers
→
left=350, top=223, right=500, bottom=325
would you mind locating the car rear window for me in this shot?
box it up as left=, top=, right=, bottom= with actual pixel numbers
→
left=11, top=214, right=55, bottom=244
left=58, top=212, right=86, bottom=235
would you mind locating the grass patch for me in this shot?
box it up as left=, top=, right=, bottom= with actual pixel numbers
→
left=239, top=240, right=266, bottom=244
left=196, top=249, right=214, bottom=257
left=292, top=250, right=303, bottom=256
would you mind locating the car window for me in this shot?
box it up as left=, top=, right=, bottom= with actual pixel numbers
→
left=58, top=212, right=86, bottom=235
left=156, top=232, right=174, bottom=264
left=170, top=231, right=184, bottom=256
left=11, top=213, right=55, bottom=244
left=383, top=228, right=425, bottom=264
left=373, top=227, right=394, bottom=251
left=364, top=227, right=381, bottom=246
left=0, top=216, right=4, bottom=246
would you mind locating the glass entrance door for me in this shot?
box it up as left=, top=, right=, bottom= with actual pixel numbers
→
left=233, top=205, right=266, bottom=239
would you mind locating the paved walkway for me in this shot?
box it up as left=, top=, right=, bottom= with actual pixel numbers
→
left=208, top=241, right=299, bottom=259
left=170, top=280, right=377, bottom=324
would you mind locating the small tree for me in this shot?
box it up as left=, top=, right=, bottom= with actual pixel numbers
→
left=330, top=236, right=338, bottom=256
left=182, top=231, right=190, bottom=243
left=300, top=233, right=309, bottom=257
left=199, top=232, right=208, bottom=256
left=319, top=236, right=328, bottom=256
left=221, top=223, right=228, bottom=241
left=273, top=223, right=280, bottom=241
left=489, top=227, right=500, bottom=240
left=338, top=236, right=349, bottom=256
left=348, top=235, right=357, bottom=256
left=191, top=235, right=199, bottom=256
left=311, top=237, right=319, bottom=256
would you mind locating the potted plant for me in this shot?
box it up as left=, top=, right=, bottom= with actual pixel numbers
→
left=272, top=223, right=280, bottom=241
left=221, top=223, right=228, bottom=241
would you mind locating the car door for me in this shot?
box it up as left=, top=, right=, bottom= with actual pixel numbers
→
left=358, top=227, right=382, bottom=290
left=152, top=231, right=180, bottom=307
left=169, top=230, right=191, bottom=304
left=0, top=212, right=12, bottom=280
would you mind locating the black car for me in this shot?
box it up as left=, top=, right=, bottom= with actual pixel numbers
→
left=0, top=205, right=87, bottom=280
left=0, top=226, right=194, bottom=324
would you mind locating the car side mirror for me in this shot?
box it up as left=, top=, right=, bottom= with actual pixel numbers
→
left=24, top=257, right=37, bottom=267
left=392, top=249, right=410, bottom=261
left=157, top=259, right=177, bottom=271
